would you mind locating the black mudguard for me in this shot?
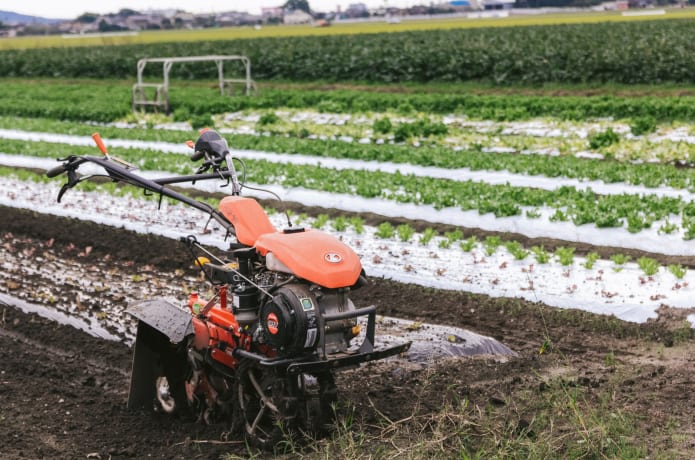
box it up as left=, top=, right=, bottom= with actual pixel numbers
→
left=128, top=299, right=193, bottom=343
left=126, top=299, right=193, bottom=410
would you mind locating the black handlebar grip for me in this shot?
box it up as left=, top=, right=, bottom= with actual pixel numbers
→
left=46, top=164, right=67, bottom=178
left=191, top=150, right=205, bottom=161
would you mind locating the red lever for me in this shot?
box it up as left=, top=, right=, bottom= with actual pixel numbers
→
left=198, top=127, right=210, bottom=134
left=92, top=133, right=108, bottom=156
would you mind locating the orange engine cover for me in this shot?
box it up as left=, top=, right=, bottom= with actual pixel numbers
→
left=219, top=196, right=276, bottom=246
left=255, top=230, right=362, bottom=288
left=219, top=195, right=362, bottom=288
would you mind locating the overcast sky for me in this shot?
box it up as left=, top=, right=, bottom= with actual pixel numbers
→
left=6, top=1, right=417, bottom=19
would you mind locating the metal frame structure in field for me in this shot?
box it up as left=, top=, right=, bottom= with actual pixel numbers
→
left=132, top=55, right=256, bottom=113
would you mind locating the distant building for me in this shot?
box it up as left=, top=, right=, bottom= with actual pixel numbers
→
left=284, top=9, right=313, bottom=24
left=261, top=6, right=283, bottom=24
left=126, top=14, right=163, bottom=30
left=345, top=3, right=369, bottom=18
left=173, top=12, right=195, bottom=29
left=217, top=11, right=260, bottom=26
left=449, top=0, right=473, bottom=9
left=481, top=0, right=515, bottom=9
left=262, top=7, right=284, bottom=18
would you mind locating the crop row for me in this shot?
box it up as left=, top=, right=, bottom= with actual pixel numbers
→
left=5, top=79, right=695, bottom=123
left=3, top=20, right=695, bottom=85
left=220, top=112, right=695, bottom=166
left=4, top=120, right=695, bottom=193
left=2, top=165, right=693, bottom=279
left=5, top=137, right=695, bottom=236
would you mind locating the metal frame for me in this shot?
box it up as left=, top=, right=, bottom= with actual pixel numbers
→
left=232, top=304, right=412, bottom=375
left=132, top=55, right=256, bottom=113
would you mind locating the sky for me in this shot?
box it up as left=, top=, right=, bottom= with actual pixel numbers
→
left=4, top=0, right=418, bottom=19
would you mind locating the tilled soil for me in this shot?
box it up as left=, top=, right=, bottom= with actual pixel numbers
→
left=1, top=205, right=695, bottom=459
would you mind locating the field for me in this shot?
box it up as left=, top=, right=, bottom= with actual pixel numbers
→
left=2, top=16, right=695, bottom=459
left=4, top=18, right=695, bottom=84
left=3, top=8, right=695, bottom=51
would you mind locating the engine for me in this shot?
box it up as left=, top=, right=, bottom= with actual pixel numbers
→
left=259, top=284, right=358, bottom=356
left=260, top=285, right=319, bottom=354
left=200, top=245, right=361, bottom=358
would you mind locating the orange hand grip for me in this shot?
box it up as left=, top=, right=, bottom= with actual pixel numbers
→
left=186, top=140, right=195, bottom=149
left=92, top=133, right=108, bottom=156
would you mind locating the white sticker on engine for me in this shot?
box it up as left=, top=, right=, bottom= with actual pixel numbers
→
left=304, top=328, right=317, bottom=348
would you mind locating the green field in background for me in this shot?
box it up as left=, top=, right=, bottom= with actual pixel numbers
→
left=3, top=8, right=695, bottom=50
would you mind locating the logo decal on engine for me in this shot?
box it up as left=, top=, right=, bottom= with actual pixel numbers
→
left=324, top=252, right=343, bottom=263
left=266, top=312, right=279, bottom=335
left=301, top=298, right=314, bottom=311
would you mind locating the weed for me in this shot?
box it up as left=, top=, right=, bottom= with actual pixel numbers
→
left=672, top=320, right=695, bottom=344
left=539, top=338, right=552, bottom=354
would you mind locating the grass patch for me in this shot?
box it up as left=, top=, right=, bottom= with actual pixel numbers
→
left=236, top=360, right=649, bottom=459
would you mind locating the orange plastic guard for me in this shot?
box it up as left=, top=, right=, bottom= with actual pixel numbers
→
left=218, top=196, right=276, bottom=246
left=92, top=133, right=108, bottom=155
left=256, top=231, right=362, bottom=288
